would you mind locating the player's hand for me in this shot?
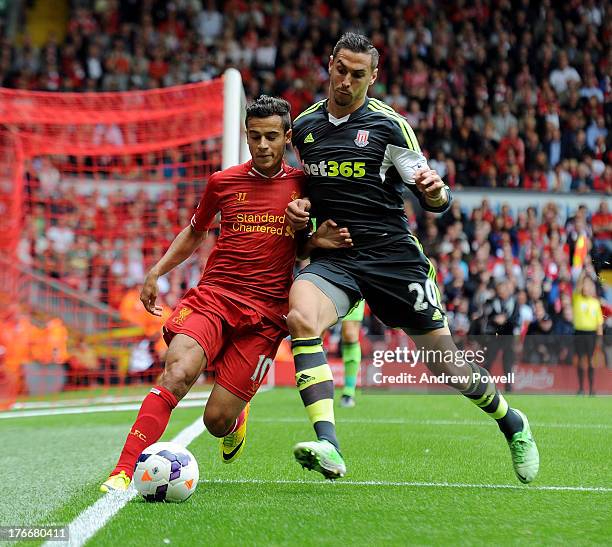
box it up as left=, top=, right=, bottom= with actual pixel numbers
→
left=415, top=168, right=446, bottom=203
left=311, top=219, right=353, bottom=249
left=286, top=198, right=311, bottom=231
left=140, top=272, right=163, bottom=316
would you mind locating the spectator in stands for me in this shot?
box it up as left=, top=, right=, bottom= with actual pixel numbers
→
left=4, top=0, right=608, bottom=197
left=492, top=103, right=518, bottom=140
left=516, top=290, right=534, bottom=331
left=591, top=201, right=612, bottom=266
left=447, top=297, right=470, bottom=337
left=523, top=300, right=554, bottom=364
left=482, top=280, right=520, bottom=391
left=586, top=114, right=607, bottom=152
left=47, top=215, right=76, bottom=256
left=572, top=271, right=604, bottom=395
left=1, top=305, right=37, bottom=395
left=553, top=305, right=575, bottom=365
left=44, top=318, right=69, bottom=366
left=549, top=51, right=582, bottom=96
left=67, top=333, right=99, bottom=387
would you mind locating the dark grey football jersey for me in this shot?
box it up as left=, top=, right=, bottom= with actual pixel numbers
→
left=292, top=97, right=451, bottom=246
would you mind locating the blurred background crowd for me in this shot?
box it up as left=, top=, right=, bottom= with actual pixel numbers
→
left=1, top=0, right=610, bottom=191
left=0, top=0, right=609, bottom=390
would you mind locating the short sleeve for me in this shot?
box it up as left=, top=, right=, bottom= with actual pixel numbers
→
left=386, top=118, right=428, bottom=185
left=190, top=172, right=220, bottom=231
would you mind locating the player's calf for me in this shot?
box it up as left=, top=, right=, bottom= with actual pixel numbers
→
left=411, top=330, right=540, bottom=483
left=101, top=335, right=205, bottom=493
left=287, top=279, right=344, bottom=466
left=159, top=354, right=204, bottom=401
left=461, top=361, right=540, bottom=483
left=203, top=404, right=243, bottom=437
left=203, top=384, right=251, bottom=463
left=100, top=384, right=179, bottom=492
left=203, top=383, right=248, bottom=437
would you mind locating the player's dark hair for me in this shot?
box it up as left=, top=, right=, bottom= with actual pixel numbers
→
left=245, top=95, right=292, bottom=132
left=332, top=32, right=379, bottom=70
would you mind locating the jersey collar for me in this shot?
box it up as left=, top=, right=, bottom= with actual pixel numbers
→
left=248, top=160, right=288, bottom=179
left=324, top=96, right=370, bottom=125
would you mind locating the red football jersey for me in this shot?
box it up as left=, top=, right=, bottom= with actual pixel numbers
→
left=191, top=160, right=305, bottom=325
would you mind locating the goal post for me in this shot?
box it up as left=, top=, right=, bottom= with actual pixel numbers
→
left=223, top=67, right=250, bottom=168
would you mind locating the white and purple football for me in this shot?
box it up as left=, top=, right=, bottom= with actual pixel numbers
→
left=133, top=442, right=199, bottom=502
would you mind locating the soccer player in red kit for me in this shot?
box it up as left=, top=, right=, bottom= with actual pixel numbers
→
left=101, top=96, right=352, bottom=492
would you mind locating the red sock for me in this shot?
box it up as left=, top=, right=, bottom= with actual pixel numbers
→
left=113, top=386, right=178, bottom=477
left=228, top=405, right=247, bottom=434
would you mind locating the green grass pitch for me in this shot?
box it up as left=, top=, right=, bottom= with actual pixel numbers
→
left=1, top=388, right=610, bottom=545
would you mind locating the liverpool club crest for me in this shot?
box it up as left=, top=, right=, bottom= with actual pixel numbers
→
left=354, top=129, right=370, bottom=147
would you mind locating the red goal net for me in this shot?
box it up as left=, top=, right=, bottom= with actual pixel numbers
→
left=0, top=78, right=226, bottom=405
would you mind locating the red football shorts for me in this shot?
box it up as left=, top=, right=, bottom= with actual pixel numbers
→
left=162, top=285, right=286, bottom=401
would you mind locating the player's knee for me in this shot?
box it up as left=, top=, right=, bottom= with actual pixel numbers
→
left=203, top=406, right=235, bottom=437
left=286, top=308, right=318, bottom=337
left=159, top=358, right=199, bottom=400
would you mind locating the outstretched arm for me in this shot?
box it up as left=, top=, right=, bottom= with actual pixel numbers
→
left=140, top=225, right=207, bottom=316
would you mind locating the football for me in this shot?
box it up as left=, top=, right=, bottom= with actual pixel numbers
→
left=133, top=442, right=199, bottom=502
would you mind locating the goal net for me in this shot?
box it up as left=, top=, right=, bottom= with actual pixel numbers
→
left=0, top=70, right=247, bottom=406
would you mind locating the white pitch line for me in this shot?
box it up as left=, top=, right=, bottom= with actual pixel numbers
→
left=0, top=396, right=210, bottom=420
left=45, top=417, right=207, bottom=547
left=10, top=389, right=212, bottom=410
left=3, top=406, right=609, bottom=430
left=253, top=417, right=612, bottom=430
left=201, top=478, right=612, bottom=493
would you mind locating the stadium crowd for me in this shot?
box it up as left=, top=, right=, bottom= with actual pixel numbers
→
left=7, top=189, right=610, bottom=393
left=17, top=176, right=612, bottom=352
left=1, top=0, right=610, bottom=390
left=1, top=0, right=610, bottom=191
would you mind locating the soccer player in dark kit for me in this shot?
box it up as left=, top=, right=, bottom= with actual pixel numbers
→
left=101, top=96, right=353, bottom=492
left=285, top=33, right=539, bottom=483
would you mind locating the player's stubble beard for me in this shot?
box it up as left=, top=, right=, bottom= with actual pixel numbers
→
left=329, top=78, right=368, bottom=113
left=333, top=87, right=354, bottom=107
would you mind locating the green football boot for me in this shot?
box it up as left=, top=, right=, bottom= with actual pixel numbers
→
left=293, top=440, right=346, bottom=480
left=508, top=409, right=540, bottom=483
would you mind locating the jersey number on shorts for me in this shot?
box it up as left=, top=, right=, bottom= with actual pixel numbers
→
left=251, top=354, right=273, bottom=383
left=408, top=279, right=438, bottom=311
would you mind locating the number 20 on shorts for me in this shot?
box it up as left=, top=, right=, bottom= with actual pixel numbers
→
left=408, top=279, right=439, bottom=311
